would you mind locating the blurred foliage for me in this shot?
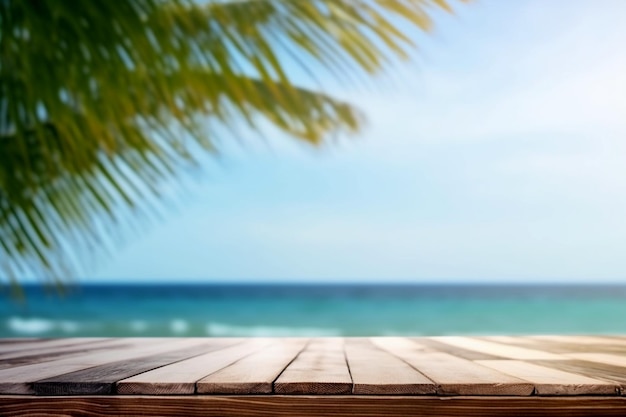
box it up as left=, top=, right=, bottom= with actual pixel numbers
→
left=0, top=0, right=457, bottom=285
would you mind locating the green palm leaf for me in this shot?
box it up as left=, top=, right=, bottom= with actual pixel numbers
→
left=0, top=0, right=458, bottom=285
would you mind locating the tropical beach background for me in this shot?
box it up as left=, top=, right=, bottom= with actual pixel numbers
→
left=4, top=0, right=626, bottom=338
left=4, top=283, right=626, bottom=337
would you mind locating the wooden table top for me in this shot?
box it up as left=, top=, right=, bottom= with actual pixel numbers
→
left=0, top=335, right=625, bottom=397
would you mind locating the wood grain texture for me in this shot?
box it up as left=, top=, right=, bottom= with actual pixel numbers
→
left=117, top=338, right=272, bottom=395
left=372, top=337, right=429, bottom=353
left=197, top=339, right=307, bottom=394
left=533, top=360, right=626, bottom=391
left=416, top=353, right=534, bottom=396
left=414, top=337, right=504, bottom=360
left=0, top=339, right=122, bottom=370
left=3, top=336, right=626, bottom=402
left=374, top=338, right=533, bottom=396
left=3, top=396, right=626, bottom=417
left=0, top=338, right=111, bottom=358
left=528, top=336, right=626, bottom=346
left=346, top=339, right=435, bottom=395
left=0, top=338, right=202, bottom=394
left=565, top=353, right=626, bottom=368
left=274, top=338, right=352, bottom=395
left=481, top=336, right=543, bottom=346
left=431, top=337, right=564, bottom=360
left=0, top=338, right=58, bottom=353
left=476, top=360, right=618, bottom=395
left=520, top=336, right=626, bottom=354
left=33, top=340, right=234, bottom=396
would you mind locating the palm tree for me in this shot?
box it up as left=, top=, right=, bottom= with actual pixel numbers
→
left=0, top=0, right=457, bottom=286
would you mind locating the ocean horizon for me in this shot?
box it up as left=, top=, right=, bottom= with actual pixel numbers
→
left=2, top=282, right=626, bottom=338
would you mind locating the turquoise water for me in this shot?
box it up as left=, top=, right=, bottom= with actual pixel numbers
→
left=2, top=284, right=626, bottom=337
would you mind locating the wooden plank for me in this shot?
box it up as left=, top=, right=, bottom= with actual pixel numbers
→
left=4, top=396, right=626, bottom=417
left=371, top=337, right=429, bottom=353
left=0, top=338, right=49, bottom=353
left=599, top=335, right=626, bottom=343
left=197, top=339, right=307, bottom=394
left=431, top=336, right=564, bottom=360
left=0, top=338, right=206, bottom=394
left=33, top=340, right=236, bottom=395
left=404, top=353, right=534, bottom=396
left=374, top=338, right=533, bottom=395
left=565, top=353, right=626, bottom=368
left=533, top=360, right=626, bottom=390
left=0, top=338, right=113, bottom=360
left=117, top=338, right=272, bottom=395
left=528, top=335, right=626, bottom=346
left=520, top=336, right=626, bottom=354
left=481, top=336, right=544, bottom=346
left=0, top=338, right=109, bottom=356
left=414, top=337, right=504, bottom=360
left=0, top=339, right=123, bottom=369
left=346, top=339, right=435, bottom=395
left=274, top=338, right=352, bottom=395
left=476, top=360, right=618, bottom=395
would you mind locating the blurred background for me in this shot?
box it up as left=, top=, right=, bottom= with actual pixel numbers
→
left=4, top=0, right=626, bottom=337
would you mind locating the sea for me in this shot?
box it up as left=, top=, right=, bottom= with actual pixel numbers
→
left=2, top=283, right=626, bottom=338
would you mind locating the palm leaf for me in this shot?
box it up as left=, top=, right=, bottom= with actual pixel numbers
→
left=0, top=0, right=459, bottom=285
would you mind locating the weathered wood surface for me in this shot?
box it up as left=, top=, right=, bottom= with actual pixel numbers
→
left=476, top=360, right=618, bottom=395
left=1, top=336, right=626, bottom=415
left=0, top=338, right=230, bottom=394
left=374, top=337, right=534, bottom=395
left=3, top=396, right=626, bottom=417
left=197, top=338, right=307, bottom=394
left=273, top=338, right=352, bottom=394
left=34, top=341, right=230, bottom=395
left=346, top=338, right=435, bottom=395
left=117, top=339, right=270, bottom=395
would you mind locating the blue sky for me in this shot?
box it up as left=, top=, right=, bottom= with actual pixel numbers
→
left=94, top=0, right=626, bottom=283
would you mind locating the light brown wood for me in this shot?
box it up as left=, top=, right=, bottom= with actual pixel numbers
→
left=274, top=338, right=352, bottom=395
left=520, top=336, right=626, bottom=354
left=33, top=341, right=235, bottom=396
left=196, top=339, right=308, bottom=394
left=0, top=338, right=121, bottom=368
left=564, top=353, right=626, bottom=368
left=0, top=338, right=207, bottom=394
left=117, top=338, right=272, bottom=395
left=432, top=336, right=564, bottom=360
left=532, top=360, right=626, bottom=392
left=0, top=339, right=54, bottom=353
left=4, top=395, right=626, bottom=417
left=371, top=337, right=429, bottom=353
left=374, top=338, right=533, bottom=396
left=414, top=337, right=504, bottom=360
left=0, top=338, right=111, bottom=357
left=481, top=336, right=543, bottom=346
left=346, top=339, right=435, bottom=395
left=0, top=336, right=626, bottom=405
left=476, top=360, right=618, bottom=395
left=528, top=335, right=626, bottom=346
left=410, top=353, right=534, bottom=395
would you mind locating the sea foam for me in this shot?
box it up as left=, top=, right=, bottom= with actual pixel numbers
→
left=7, top=317, right=57, bottom=334
left=206, top=322, right=341, bottom=337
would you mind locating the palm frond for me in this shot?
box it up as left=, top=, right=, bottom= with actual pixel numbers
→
left=0, top=0, right=459, bottom=284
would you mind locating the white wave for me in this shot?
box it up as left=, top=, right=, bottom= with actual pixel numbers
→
left=206, top=322, right=341, bottom=337
left=6, top=317, right=83, bottom=335
left=170, top=319, right=189, bottom=334
left=129, top=320, right=148, bottom=332
left=7, top=317, right=55, bottom=334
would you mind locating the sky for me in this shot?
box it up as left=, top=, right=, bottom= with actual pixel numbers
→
left=93, top=0, right=626, bottom=283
